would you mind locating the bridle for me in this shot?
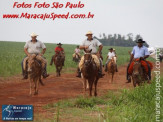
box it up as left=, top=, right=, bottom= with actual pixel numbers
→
left=28, top=56, right=41, bottom=72
left=84, top=53, right=93, bottom=66
left=132, top=60, right=142, bottom=76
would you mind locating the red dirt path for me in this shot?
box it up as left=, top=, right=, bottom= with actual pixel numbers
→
left=0, top=65, right=133, bottom=121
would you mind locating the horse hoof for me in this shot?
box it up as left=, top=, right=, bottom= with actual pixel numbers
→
left=34, top=92, right=38, bottom=95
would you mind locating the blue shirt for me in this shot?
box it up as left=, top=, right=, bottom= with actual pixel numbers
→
left=132, top=46, right=150, bottom=58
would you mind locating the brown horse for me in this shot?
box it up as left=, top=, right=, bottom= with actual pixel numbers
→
left=27, top=54, right=44, bottom=95
left=132, top=59, right=148, bottom=87
left=73, top=53, right=81, bottom=63
left=107, top=57, right=116, bottom=83
left=81, top=49, right=99, bottom=96
left=53, top=51, right=65, bottom=77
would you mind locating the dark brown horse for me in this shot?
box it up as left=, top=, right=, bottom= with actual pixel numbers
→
left=27, top=54, right=44, bottom=95
left=53, top=51, right=65, bottom=77
left=81, top=49, right=99, bottom=96
left=132, top=59, right=148, bottom=87
left=107, top=57, right=116, bottom=83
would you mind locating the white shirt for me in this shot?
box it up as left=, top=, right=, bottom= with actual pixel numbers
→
left=81, top=38, right=102, bottom=54
left=75, top=48, right=80, bottom=53
left=108, top=52, right=115, bottom=59
left=24, top=40, right=46, bottom=54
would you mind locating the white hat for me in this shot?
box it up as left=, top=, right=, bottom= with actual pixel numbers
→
left=113, top=48, right=116, bottom=51
left=30, top=32, right=38, bottom=37
left=86, top=31, right=93, bottom=36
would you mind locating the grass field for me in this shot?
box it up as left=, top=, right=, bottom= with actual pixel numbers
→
left=0, top=41, right=133, bottom=77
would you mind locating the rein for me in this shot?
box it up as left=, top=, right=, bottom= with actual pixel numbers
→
left=84, top=54, right=93, bottom=66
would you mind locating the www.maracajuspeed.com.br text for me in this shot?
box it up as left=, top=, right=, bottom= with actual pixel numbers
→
left=2, top=12, right=94, bottom=20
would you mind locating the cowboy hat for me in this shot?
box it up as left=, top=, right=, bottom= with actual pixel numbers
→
left=86, top=31, right=93, bottom=36
left=57, top=43, right=62, bottom=45
left=113, top=48, right=116, bottom=51
left=136, top=39, right=145, bottom=43
left=109, top=48, right=113, bottom=50
left=30, top=32, right=38, bottom=37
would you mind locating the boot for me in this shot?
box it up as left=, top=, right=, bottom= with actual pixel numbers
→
left=76, top=71, right=81, bottom=78
left=126, top=76, right=131, bottom=83
left=98, top=71, right=105, bottom=78
left=43, top=73, right=49, bottom=79
left=42, top=68, right=49, bottom=78
left=22, top=72, right=28, bottom=80
left=116, top=64, right=118, bottom=72
left=50, top=57, right=53, bottom=65
left=105, top=66, right=107, bottom=72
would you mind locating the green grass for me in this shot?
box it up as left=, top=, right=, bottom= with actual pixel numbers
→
left=37, top=77, right=162, bottom=122
left=0, top=41, right=133, bottom=77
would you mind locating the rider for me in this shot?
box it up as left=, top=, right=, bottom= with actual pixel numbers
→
left=50, top=43, right=65, bottom=66
left=73, top=45, right=81, bottom=58
left=21, top=32, right=49, bottom=79
left=126, top=39, right=153, bottom=83
left=76, top=31, right=105, bottom=78
left=105, top=48, right=118, bottom=72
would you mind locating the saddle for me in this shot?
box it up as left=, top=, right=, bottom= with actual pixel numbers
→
left=128, top=58, right=153, bottom=80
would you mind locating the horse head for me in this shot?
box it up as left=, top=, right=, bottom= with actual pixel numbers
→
left=111, top=57, right=115, bottom=63
left=84, top=49, right=93, bottom=67
left=27, top=54, right=37, bottom=73
left=133, top=58, right=142, bottom=76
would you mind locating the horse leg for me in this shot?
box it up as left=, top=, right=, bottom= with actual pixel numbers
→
left=83, top=79, right=87, bottom=91
left=39, top=75, right=44, bottom=86
left=94, top=78, right=98, bottom=96
left=59, top=66, right=62, bottom=76
left=83, top=78, right=87, bottom=96
left=86, top=80, right=89, bottom=89
left=34, top=79, right=37, bottom=95
left=88, top=79, right=93, bottom=96
left=132, top=77, right=136, bottom=87
left=111, top=73, right=114, bottom=83
left=56, top=66, right=59, bottom=77
left=29, top=79, right=32, bottom=96
left=34, top=78, right=39, bottom=95
left=35, top=77, right=39, bottom=95
left=107, top=72, right=110, bottom=82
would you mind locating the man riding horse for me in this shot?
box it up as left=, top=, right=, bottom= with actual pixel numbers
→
left=21, top=32, right=49, bottom=79
left=50, top=43, right=65, bottom=66
left=73, top=46, right=81, bottom=57
left=76, top=31, right=105, bottom=78
left=126, top=39, right=153, bottom=83
left=105, top=48, right=118, bottom=72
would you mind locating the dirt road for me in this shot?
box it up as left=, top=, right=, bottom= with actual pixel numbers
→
left=0, top=65, right=133, bottom=119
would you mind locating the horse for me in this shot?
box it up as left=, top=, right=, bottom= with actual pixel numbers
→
left=73, top=53, right=81, bottom=63
left=81, top=49, right=99, bottom=96
left=53, top=51, right=65, bottom=77
left=132, top=58, right=148, bottom=87
left=27, top=54, right=44, bottom=95
left=107, top=57, right=116, bottom=83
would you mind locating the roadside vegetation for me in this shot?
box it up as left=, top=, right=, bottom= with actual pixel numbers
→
left=32, top=77, right=162, bottom=122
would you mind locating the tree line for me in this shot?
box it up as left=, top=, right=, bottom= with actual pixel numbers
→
left=95, top=33, right=149, bottom=47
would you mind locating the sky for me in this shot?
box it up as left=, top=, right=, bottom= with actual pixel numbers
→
left=0, top=0, right=163, bottom=47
